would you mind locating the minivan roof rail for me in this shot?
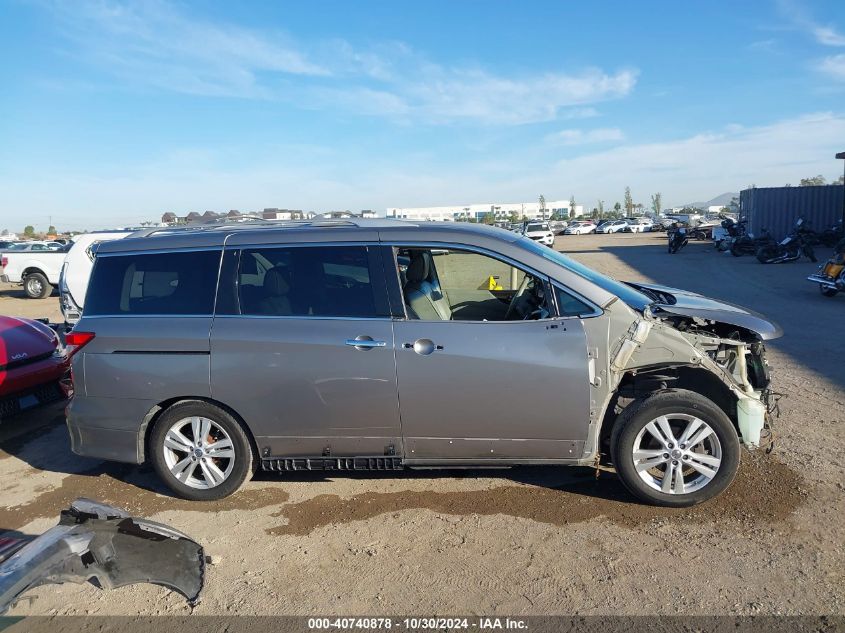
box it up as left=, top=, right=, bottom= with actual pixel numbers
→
left=127, top=218, right=414, bottom=238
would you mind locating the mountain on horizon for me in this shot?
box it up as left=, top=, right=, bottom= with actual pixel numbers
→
left=682, top=192, right=738, bottom=210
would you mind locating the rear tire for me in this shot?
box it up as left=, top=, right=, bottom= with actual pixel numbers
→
left=820, top=286, right=839, bottom=297
left=24, top=272, right=51, bottom=299
left=610, top=389, right=740, bottom=507
left=756, top=245, right=779, bottom=263
left=150, top=401, right=254, bottom=501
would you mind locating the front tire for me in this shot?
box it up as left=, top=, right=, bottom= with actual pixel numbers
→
left=610, top=389, right=740, bottom=507
left=24, top=272, right=51, bottom=299
left=150, top=401, right=254, bottom=501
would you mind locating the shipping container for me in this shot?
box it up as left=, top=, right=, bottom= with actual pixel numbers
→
left=740, top=184, right=844, bottom=240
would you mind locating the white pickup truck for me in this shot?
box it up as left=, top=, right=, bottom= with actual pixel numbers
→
left=0, top=248, right=68, bottom=298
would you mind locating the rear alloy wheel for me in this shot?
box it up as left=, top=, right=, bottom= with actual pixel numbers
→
left=24, top=272, right=51, bottom=299
left=611, top=389, right=740, bottom=507
left=150, top=401, right=253, bottom=500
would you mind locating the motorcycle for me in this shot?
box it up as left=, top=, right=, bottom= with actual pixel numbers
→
left=667, top=224, right=688, bottom=254
left=729, top=220, right=774, bottom=257
left=820, top=219, right=844, bottom=248
left=756, top=217, right=817, bottom=264
left=807, top=237, right=845, bottom=297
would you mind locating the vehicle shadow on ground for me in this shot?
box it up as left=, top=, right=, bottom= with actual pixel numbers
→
left=585, top=238, right=845, bottom=392
left=1, top=411, right=638, bottom=506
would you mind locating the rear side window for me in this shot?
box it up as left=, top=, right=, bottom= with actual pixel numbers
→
left=85, top=250, right=221, bottom=316
left=237, top=246, right=382, bottom=318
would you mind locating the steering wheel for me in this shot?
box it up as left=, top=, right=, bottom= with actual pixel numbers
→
left=504, top=274, right=532, bottom=320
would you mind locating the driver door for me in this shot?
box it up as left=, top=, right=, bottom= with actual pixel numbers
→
left=391, top=246, right=591, bottom=461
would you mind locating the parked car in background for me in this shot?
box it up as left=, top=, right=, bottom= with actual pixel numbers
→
left=563, top=221, right=597, bottom=235
left=0, top=246, right=69, bottom=298
left=623, top=218, right=653, bottom=233
left=67, top=219, right=780, bottom=507
left=596, top=219, right=629, bottom=234
left=59, top=231, right=133, bottom=324
left=0, top=315, right=70, bottom=417
left=3, top=241, right=66, bottom=252
left=521, top=221, right=555, bottom=246
left=549, top=220, right=569, bottom=235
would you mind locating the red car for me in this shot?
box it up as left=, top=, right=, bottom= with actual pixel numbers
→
left=0, top=316, right=71, bottom=417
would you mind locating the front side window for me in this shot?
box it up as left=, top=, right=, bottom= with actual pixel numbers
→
left=85, top=250, right=221, bottom=316
left=396, top=247, right=552, bottom=321
left=237, top=245, right=381, bottom=318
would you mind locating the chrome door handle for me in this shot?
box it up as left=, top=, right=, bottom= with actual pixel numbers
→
left=402, top=338, right=443, bottom=355
left=345, top=337, right=387, bottom=350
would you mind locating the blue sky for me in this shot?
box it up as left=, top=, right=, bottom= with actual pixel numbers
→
left=1, top=0, right=844, bottom=230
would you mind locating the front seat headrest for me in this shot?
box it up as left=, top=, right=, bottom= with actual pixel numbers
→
left=263, top=266, right=290, bottom=296
left=406, top=253, right=430, bottom=284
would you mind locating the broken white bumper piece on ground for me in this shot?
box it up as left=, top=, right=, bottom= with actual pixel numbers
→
left=0, top=498, right=205, bottom=614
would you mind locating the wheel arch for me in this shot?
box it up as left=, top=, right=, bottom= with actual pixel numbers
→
left=22, top=266, right=48, bottom=279
left=597, top=365, right=740, bottom=460
left=139, top=396, right=259, bottom=465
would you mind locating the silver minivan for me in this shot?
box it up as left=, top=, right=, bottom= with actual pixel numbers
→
left=66, top=220, right=781, bottom=505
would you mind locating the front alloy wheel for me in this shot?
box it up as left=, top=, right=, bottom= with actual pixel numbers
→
left=632, top=414, right=722, bottom=495
left=611, top=389, right=740, bottom=506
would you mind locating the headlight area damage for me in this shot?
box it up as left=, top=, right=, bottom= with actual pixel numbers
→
left=0, top=499, right=204, bottom=614
left=606, top=284, right=783, bottom=450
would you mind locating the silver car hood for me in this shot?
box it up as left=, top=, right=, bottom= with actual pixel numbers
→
left=626, top=281, right=783, bottom=340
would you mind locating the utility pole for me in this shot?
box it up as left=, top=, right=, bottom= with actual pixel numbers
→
left=837, top=152, right=845, bottom=228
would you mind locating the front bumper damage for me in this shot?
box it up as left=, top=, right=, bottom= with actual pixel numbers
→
left=608, top=309, right=777, bottom=449
left=0, top=499, right=204, bottom=614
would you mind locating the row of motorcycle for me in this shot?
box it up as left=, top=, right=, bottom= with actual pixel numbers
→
left=668, top=215, right=845, bottom=297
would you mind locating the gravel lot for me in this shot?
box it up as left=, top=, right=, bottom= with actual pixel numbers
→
left=1, top=233, right=843, bottom=616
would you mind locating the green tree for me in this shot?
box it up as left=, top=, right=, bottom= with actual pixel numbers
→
left=613, top=202, right=622, bottom=217
left=596, top=199, right=605, bottom=220
left=799, top=175, right=826, bottom=186
left=24, top=225, right=35, bottom=237
left=624, top=186, right=633, bottom=216
left=568, top=195, right=576, bottom=220
left=48, top=225, right=57, bottom=234
left=508, top=211, right=520, bottom=223
left=650, top=192, right=662, bottom=216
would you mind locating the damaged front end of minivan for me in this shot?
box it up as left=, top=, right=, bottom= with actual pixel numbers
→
left=0, top=499, right=204, bottom=615
left=601, top=282, right=782, bottom=451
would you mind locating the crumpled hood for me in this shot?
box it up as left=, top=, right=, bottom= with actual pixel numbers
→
left=626, top=281, right=783, bottom=340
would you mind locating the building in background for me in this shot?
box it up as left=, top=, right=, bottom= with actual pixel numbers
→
left=387, top=200, right=584, bottom=222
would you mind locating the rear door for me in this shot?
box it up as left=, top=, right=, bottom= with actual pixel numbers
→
left=210, top=243, right=403, bottom=460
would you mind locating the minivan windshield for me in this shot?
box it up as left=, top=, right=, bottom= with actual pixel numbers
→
left=516, top=237, right=652, bottom=311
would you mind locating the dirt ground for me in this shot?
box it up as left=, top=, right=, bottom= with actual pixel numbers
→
left=1, top=233, right=843, bottom=616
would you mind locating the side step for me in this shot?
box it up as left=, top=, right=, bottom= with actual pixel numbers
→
left=261, top=456, right=404, bottom=472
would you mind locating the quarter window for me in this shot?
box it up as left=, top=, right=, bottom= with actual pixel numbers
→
left=237, top=246, right=381, bottom=318
left=84, top=250, right=221, bottom=316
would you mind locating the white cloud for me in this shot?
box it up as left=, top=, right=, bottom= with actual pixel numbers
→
left=776, top=0, right=845, bottom=46
left=813, top=26, right=845, bottom=47
left=3, top=113, right=843, bottom=229
left=545, top=128, right=625, bottom=146
left=817, top=54, right=845, bottom=81
left=41, top=0, right=637, bottom=124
